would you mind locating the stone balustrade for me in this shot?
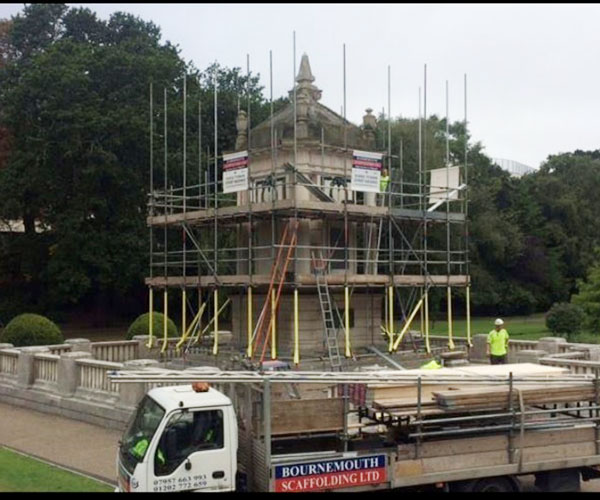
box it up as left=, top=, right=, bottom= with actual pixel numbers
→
left=33, top=352, right=60, bottom=386
left=1, top=331, right=600, bottom=431
left=77, top=358, right=123, bottom=395
left=0, top=347, right=19, bottom=378
left=46, top=344, right=73, bottom=356
left=91, top=341, right=139, bottom=363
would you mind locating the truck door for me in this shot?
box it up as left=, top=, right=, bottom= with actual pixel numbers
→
left=147, top=408, right=233, bottom=492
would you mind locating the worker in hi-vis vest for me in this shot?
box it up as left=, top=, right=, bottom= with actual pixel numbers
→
left=379, top=168, right=390, bottom=206
left=487, top=318, right=509, bottom=365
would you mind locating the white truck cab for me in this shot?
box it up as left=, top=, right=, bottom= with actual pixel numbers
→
left=117, top=385, right=238, bottom=493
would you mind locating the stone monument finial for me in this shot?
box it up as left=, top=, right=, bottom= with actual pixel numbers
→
left=362, top=108, right=377, bottom=129
left=235, top=109, right=248, bottom=151
left=296, top=53, right=315, bottom=83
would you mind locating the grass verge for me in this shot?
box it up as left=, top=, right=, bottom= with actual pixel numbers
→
left=0, top=447, right=113, bottom=492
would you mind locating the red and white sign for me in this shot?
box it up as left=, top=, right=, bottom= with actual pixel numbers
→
left=222, top=150, right=249, bottom=193
left=351, top=150, right=383, bottom=193
left=274, top=455, right=386, bottom=492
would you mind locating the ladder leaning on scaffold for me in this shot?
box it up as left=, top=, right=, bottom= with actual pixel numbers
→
left=250, top=219, right=300, bottom=364
left=312, top=251, right=344, bottom=371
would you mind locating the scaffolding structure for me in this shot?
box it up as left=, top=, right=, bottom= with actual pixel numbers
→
left=145, top=52, right=471, bottom=368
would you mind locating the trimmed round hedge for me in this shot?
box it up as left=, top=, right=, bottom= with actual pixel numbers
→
left=545, top=302, right=585, bottom=336
left=126, top=312, right=178, bottom=340
left=1, top=313, right=63, bottom=347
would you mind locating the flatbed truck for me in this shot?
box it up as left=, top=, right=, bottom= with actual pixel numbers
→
left=111, top=368, right=600, bottom=493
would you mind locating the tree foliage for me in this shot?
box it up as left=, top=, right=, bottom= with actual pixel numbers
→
left=572, top=258, right=600, bottom=333
left=1, top=4, right=600, bottom=325
left=545, top=302, right=585, bottom=337
left=0, top=4, right=272, bottom=323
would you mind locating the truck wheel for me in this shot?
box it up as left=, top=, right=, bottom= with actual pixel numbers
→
left=451, top=476, right=520, bottom=492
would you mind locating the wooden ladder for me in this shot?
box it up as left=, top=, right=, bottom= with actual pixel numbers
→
left=251, top=219, right=300, bottom=363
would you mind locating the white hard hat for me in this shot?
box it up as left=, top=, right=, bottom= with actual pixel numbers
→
left=494, top=318, right=504, bottom=326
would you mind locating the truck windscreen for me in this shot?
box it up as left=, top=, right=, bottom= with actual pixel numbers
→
left=119, top=395, right=165, bottom=474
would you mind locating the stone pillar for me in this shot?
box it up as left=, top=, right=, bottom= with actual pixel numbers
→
left=57, top=351, right=93, bottom=396
left=65, top=338, right=92, bottom=353
left=132, top=336, right=156, bottom=360
left=514, top=350, right=548, bottom=364
left=117, top=359, right=160, bottom=409
left=17, top=347, right=48, bottom=388
left=536, top=337, right=567, bottom=355
left=469, top=334, right=488, bottom=362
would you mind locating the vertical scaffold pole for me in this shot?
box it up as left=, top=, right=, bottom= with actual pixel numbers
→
left=271, top=288, right=277, bottom=360
left=198, top=87, right=202, bottom=204
left=424, top=289, right=430, bottom=354
left=197, top=289, right=202, bottom=340
left=447, top=286, right=454, bottom=350
left=446, top=79, right=454, bottom=351
left=387, top=65, right=393, bottom=352
left=212, top=288, right=219, bottom=355
left=423, top=64, right=430, bottom=355
left=464, top=73, right=472, bottom=347
left=161, top=289, right=168, bottom=353
left=344, top=286, right=351, bottom=357
left=182, top=73, right=187, bottom=342
left=293, top=288, right=300, bottom=365
left=388, top=285, right=394, bottom=352
left=148, top=288, right=154, bottom=347
left=148, top=81, right=154, bottom=349
left=343, top=43, right=351, bottom=359
left=181, top=289, right=186, bottom=348
left=213, top=68, right=219, bottom=355
left=247, top=286, right=253, bottom=358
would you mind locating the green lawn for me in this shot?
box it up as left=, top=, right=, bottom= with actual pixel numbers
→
left=0, top=447, right=113, bottom=492
left=427, top=314, right=551, bottom=340
left=399, top=313, right=600, bottom=344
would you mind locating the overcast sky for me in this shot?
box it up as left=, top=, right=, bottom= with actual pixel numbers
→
left=2, top=3, right=600, bottom=168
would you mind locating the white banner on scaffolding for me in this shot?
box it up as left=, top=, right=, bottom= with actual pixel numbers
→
left=428, top=166, right=461, bottom=204
left=222, top=150, right=249, bottom=193
left=351, top=150, right=383, bottom=193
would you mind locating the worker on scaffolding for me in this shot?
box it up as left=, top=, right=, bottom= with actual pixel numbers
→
left=487, top=318, right=509, bottom=365
left=379, top=168, right=390, bottom=206
left=420, top=356, right=442, bottom=370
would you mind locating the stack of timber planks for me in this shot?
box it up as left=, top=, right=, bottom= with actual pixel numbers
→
left=364, top=363, right=575, bottom=417
left=433, top=383, right=596, bottom=411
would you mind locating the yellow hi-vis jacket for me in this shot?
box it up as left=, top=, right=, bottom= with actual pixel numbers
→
left=421, top=359, right=442, bottom=370
left=380, top=175, right=390, bottom=193
left=488, top=328, right=509, bottom=356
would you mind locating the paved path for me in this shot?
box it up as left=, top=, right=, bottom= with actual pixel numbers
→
left=0, top=402, right=120, bottom=484
left=1, top=402, right=600, bottom=492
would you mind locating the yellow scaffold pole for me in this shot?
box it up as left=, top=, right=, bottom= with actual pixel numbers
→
left=420, top=286, right=424, bottom=336
left=160, top=289, right=169, bottom=353
left=293, top=288, right=300, bottom=365
left=181, top=288, right=187, bottom=348
left=388, top=285, right=394, bottom=352
left=447, top=286, right=455, bottom=350
left=212, top=289, right=219, bottom=355
left=194, top=296, right=231, bottom=344
left=175, top=301, right=207, bottom=351
left=344, top=286, right=351, bottom=358
left=424, top=290, right=431, bottom=354
left=246, top=287, right=253, bottom=358
left=392, top=295, right=425, bottom=351
left=147, top=288, right=154, bottom=348
left=466, top=285, right=473, bottom=347
left=271, top=288, right=277, bottom=360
